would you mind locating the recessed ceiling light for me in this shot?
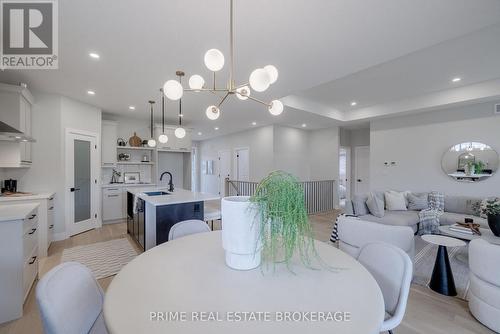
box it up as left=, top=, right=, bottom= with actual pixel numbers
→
left=197, top=132, right=202, bottom=136
left=452, top=77, right=461, bottom=83
left=251, top=121, right=257, bottom=126
left=350, top=101, right=357, bottom=106
left=87, top=90, right=95, bottom=95
left=214, top=127, right=219, bottom=130
left=89, top=52, right=100, bottom=59
left=128, top=105, right=136, bottom=110
left=301, top=123, right=307, bottom=128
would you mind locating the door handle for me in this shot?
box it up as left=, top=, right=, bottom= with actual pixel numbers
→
left=28, top=228, right=37, bottom=234
left=357, top=179, right=362, bottom=182
left=70, top=187, right=81, bottom=192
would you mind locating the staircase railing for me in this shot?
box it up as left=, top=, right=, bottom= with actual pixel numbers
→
left=225, top=178, right=336, bottom=214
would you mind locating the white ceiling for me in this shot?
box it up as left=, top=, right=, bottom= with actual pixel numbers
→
left=1, top=0, right=500, bottom=139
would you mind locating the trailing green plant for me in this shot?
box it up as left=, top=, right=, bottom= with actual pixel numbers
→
left=250, top=170, right=319, bottom=271
left=474, top=160, right=485, bottom=174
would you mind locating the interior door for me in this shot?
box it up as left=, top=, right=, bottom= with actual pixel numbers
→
left=218, top=150, right=231, bottom=196
left=235, top=148, right=249, bottom=181
left=354, top=146, right=370, bottom=195
left=67, top=132, right=98, bottom=236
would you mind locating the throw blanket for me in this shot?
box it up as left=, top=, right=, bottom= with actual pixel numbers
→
left=418, top=191, right=444, bottom=235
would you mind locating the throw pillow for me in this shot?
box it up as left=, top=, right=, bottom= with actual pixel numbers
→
left=407, top=192, right=429, bottom=211
left=385, top=191, right=408, bottom=211
left=366, top=192, right=385, bottom=218
left=352, top=194, right=369, bottom=216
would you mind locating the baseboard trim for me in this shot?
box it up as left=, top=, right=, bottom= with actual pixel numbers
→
left=51, top=232, right=68, bottom=242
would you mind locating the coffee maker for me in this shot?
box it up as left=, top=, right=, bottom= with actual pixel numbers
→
left=2, top=179, right=17, bottom=193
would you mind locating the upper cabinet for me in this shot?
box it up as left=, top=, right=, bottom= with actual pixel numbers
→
left=0, top=83, right=34, bottom=167
left=101, top=121, right=118, bottom=165
left=155, top=126, right=192, bottom=152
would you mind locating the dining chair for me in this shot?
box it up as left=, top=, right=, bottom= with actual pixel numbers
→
left=357, top=242, right=413, bottom=334
left=36, top=262, right=108, bottom=334
left=169, top=219, right=211, bottom=240
left=338, top=216, right=415, bottom=261
left=204, top=208, right=222, bottom=230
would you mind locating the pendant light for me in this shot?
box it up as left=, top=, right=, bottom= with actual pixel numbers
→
left=147, top=101, right=156, bottom=148
left=174, top=71, right=186, bottom=139
left=158, top=89, right=169, bottom=144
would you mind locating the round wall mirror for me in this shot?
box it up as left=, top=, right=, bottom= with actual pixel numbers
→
left=442, top=142, right=499, bottom=182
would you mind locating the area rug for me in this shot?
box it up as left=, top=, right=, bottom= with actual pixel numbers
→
left=61, top=238, right=138, bottom=280
left=413, top=236, right=470, bottom=300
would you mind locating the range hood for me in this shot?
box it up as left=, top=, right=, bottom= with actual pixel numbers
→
left=0, top=121, right=36, bottom=142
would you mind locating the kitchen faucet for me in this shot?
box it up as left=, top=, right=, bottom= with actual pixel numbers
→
left=160, top=172, right=174, bottom=192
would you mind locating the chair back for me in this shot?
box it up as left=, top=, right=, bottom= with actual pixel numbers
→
left=338, top=216, right=415, bottom=260
left=169, top=219, right=211, bottom=240
left=36, top=262, right=105, bottom=334
left=357, top=242, right=412, bottom=332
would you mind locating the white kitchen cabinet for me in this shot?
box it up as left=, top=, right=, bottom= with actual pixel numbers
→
left=102, top=187, right=125, bottom=221
left=0, top=204, right=39, bottom=324
left=20, top=97, right=32, bottom=164
left=155, top=126, right=192, bottom=151
left=176, top=130, right=192, bottom=151
left=102, top=121, right=118, bottom=166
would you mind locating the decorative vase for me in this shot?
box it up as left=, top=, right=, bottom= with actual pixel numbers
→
left=487, top=214, right=500, bottom=237
left=465, top=164, right=475, bottom=176
left=221, top=196, right=262, bottom=270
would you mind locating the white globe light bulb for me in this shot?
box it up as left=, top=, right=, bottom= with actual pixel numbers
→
left=175, top=127, right=186, bottom=139
left=163, top=80, right=183, bottom=101
left=249, top=68, right=270, bottom=92
left=204, top=49, right=225, bottom=72
left=206, top=105, right=220, bottom=120
left=158, top=134, right=169, bottom=144
left=269, top=100, right=284, bottom=116
left=147, top=139, right=157, bottom=147
left=236, top=86, right=251, bottom=100
left=264, top=65, right=278, bottom=84
left=188, top=75, right=205, bottom=90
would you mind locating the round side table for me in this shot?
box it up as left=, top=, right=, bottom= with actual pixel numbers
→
left=421, top=234, right=466, bottom=296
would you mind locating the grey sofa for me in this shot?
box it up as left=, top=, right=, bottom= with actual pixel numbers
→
left=345, top=192, right=487, bottom=233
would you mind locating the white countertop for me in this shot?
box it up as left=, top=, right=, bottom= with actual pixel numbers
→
left=102, top=183, right=156, bottom=188
left=0, top=192, right=55, bottom=202
left=126, top=187, right=220, bottom=206
left=0, top=203, right=39, bottom=222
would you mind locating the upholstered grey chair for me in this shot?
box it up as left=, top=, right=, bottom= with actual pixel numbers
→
left=337, top=216, right=415, bottom=261
left=469, top=239, right=500, bottom=333
left=169, top=219, right=211, bottom=240
left=357, top=242, right=413, bottom=334
left=36, top=262, right=107, bottom=334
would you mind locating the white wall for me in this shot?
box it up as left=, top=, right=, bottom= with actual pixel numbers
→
left=198, top=126, right=275, bottom=194
left=370, top=101, right=500, bottom=197
left=273, top=126, right=310, bottom=181
left=198, top=125, right=340, bottom=203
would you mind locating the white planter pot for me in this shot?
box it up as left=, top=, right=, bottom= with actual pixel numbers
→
left=221, top=196, right=262, bottom=270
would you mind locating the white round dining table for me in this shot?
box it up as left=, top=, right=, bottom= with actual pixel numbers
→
left=104, top=231, right=384, bottom=334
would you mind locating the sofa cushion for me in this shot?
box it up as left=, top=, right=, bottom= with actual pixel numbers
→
left=358, top=210, right=420, bottom=228
left=366, top=193, right=385, bottom=218
left=407, top=193, right=429, bottom=211
left=439, top=212, right=488, bottom=228
left=352, top=194, right=369, bottom=216
left=444, top=195, right=483, bottom=215
left=385, top=191, right=408, bottom=211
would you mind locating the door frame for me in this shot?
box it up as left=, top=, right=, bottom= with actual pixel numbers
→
left=233, top=146, right=250, bottom=181
left=217, top=149, right=232, bottom=196
left=339, top=146, right=351, bottom=201
left=64, top=128, right=101, bottom=237
left=354, top=145, right=370, bottom=195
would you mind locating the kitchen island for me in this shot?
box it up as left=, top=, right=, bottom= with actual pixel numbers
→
left=126, top=187, right=220, bottom=251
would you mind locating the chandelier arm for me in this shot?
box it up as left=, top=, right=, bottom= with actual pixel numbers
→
left=213, top=72, right=216, bottom=90
left=217, top=92, right=231, bottom=107
left=246, top=95, right=272, bottom=107
left=235, top=82, right=249, bottom=89
left=184, top=88, right=229, bottom=92
left=229, top=0, right=234, bottom=91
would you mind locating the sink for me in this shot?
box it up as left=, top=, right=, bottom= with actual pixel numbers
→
left=144, top=191, right=170, bottom=196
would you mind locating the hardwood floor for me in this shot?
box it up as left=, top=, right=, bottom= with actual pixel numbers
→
left=0, top=212, right=494, bottom=334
